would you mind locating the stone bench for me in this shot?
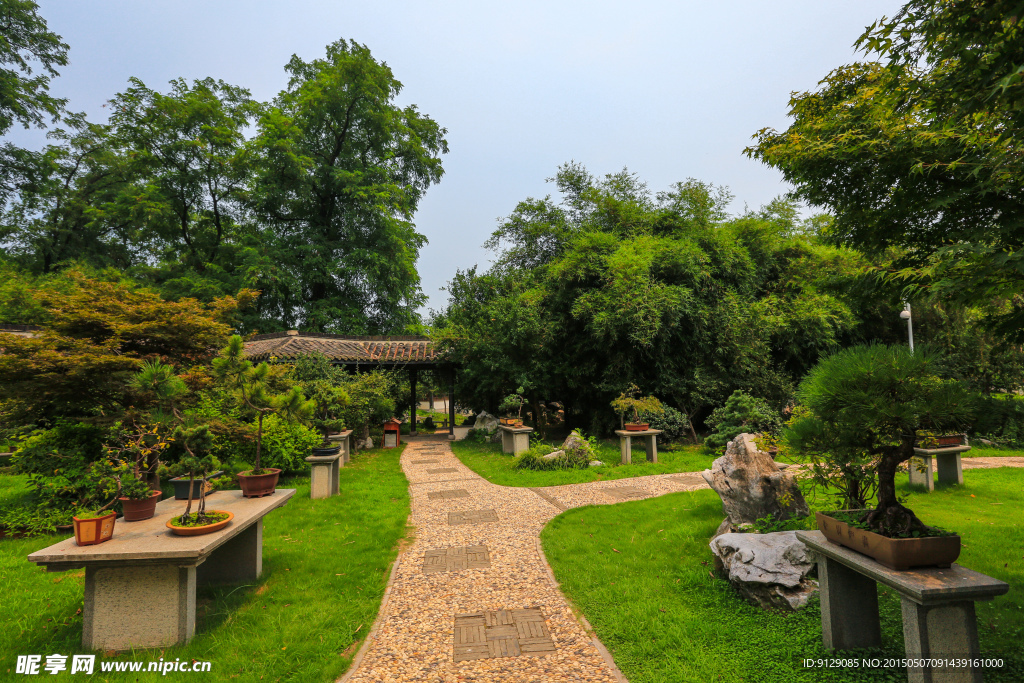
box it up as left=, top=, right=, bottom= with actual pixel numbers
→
left=909, top=444, right=970, bottom=491
left=797, top=530, right=1008, bottom=683
left=498, top=425, right=533, bottom=455
left=28, top=489, right=294, bottom=651
left=614, top=428, right=663, bottom=464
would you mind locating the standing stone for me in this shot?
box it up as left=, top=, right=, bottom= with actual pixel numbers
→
left=709, top=531, right=819, bottom=611
left=474, top=411, right=500, bottom=433
left=701, top=433, right=809, bottom=536
left=561, top=431, right=587, bottom=455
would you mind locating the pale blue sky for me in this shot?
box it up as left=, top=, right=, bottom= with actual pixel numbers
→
left=14, top=1, right=903, bottom=312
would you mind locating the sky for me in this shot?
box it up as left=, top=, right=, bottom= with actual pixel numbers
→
left=12, top=0, right=904, bottom=314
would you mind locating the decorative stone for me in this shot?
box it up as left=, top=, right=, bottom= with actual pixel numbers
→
left=701, top=433, right=809, bottom=535
left=709, top=531, right=819, bottom=611
left=541, top=450, right=565, bottom=461
left=474, top=410, right=500, bottom=433
left=589, top=460, right=603, bottom=467
left=561, top=431, right=587, bottom=454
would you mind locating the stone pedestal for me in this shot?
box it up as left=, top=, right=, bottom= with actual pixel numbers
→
left=498, top=425, right=533, bottom=455
left=306, top=453, right=342, bottom=499
left=614, top=429, right=662, bottom=464
left=196, top=519, right=262, bottom=584
left=798, top=530, right=1008, bottom=683
left=910, top=444, right=969, bottom=491
left=84, top=564, right=195, bottom=650
left=328, top=430, right=353, bottom=464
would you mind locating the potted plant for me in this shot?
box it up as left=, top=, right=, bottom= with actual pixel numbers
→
left=499, top=387, right=527, bottom=427
left=610, top=384, right=664, bottom=431
left=72, top=508, right=117, bottom=546
left=787, top=344, right=974, bottom=570
left=165, top=454, right=232, bottom=536
left=916, top=431, right=967, bottom=449
left=213, top=335, right=314, bottom=497
left=103, top=421, right=172, bottom=522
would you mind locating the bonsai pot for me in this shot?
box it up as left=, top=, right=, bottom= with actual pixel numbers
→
left=165, top=510, right=234, bottom=536
left=170, top=472, right=223, bottom=500
left=816, top=511, right=961, bottom=571
left=311, top=444, right=342, bottom=457
left=499, top=417, right=520, bottom=426
left=916, top=433, right=966, bottom=448
left=624, top=423, right=650, bottom=432
left=237, top=468, right=281, bottom=498
left=72, top=512, right=116, bottom=546
left=118, top=490, right=162, bottom=521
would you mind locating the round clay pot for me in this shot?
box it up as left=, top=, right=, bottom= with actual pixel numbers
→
left=165, top=510, right=234, bottom=536
left=119, top=490, right=162, bottom=521
left=624, top=423, right=650, bottom=432
left=237, top=468, right=281, bottom=498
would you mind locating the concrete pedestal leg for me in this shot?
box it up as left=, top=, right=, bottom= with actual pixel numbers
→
left=620, top=436, right=632, bottom=464
left=908, top=455, right=935, bottom=491
left=818, top=556, right=882, bottom=650
left=901, top=598, right=982, bottom=683
left=501, top=430, right=514, bottom=454
left=309, top=461, right=334, bottom=499
left=644, top=435, right=658, bottom=463
left=935, top=453, right=964, bottom=486
left=331, top=458, right=340, bottom=495
left=83, top=564, right=196, bottom=650
left=513, top=432, right=530, bottom=455
left=197, top=519, right=263, bottom=585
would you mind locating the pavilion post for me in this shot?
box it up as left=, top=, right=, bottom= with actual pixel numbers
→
left=448, top=368, right=456, bottom=439
left=409, top=367, right=418, bottom=436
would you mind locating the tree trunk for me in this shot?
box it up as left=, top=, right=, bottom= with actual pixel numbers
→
left=866, top=441, right=927, bottom=536
left=532, top=398, right=545, bottom=439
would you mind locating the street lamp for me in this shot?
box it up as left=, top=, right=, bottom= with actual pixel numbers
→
left=900, top=302, right=914, bottom=354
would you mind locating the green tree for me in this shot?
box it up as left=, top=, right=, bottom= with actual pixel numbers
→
left=0, top=0, right=67, bottom=136
left=787, top=344, right=973, bottom=536
left=249, top=39, right=447, bottom=333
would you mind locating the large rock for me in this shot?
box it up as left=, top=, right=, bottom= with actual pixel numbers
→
left=710, top=531, right=818, bottom=611
left=541, top=450, right=565, bottom=461
left=561, top=431, right=588, bottom=455
left=474, top=411, right=500, bottom=432
left=701, top=433, right=809, bottom=535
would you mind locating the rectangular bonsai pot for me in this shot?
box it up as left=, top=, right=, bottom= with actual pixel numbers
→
left=815, top=511, right=961, bottom=571
left=169, top=471, right=222, bottom=500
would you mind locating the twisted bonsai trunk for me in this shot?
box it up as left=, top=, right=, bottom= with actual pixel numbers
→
left=863, top=439, right=928, bottom=536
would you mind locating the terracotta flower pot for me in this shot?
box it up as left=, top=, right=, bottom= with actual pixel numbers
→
left=165, top=511, right=234, bottom=536
left=816, top=511, right=961, bottom=571
left=237, top=468, right=281, bottom=498
left=72, top=512, right=116, bottom=546
left=625, top=423, right=650, bottom=432
left=118, top=490, right=162, bottom=521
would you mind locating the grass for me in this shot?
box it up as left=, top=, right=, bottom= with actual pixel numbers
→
left=451, top=438, right=715, bottom=487
left=540, top=467, right=1024, bottom=683
left=0, top=445, right=411, bottom=682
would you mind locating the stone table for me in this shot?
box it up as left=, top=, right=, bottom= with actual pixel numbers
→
left=306, top=451, right=342, bottom=499
left=28, top=489, right=294, bottom=651
left=797, top=530, right=1008, bottom=683
left=328, top=429, right=353, bottom=464
left=498, top=425, right=533, bottom=455
left=910, top=443, right=971, bottom=491
left=614, top=428, right=663, bottom=464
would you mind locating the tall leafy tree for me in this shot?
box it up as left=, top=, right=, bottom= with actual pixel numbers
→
left=250, top=39, right=447, bottom=333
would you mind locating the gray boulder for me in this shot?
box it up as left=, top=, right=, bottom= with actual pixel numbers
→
left=474, top=411, right=500, bottom=433
left=541, top=450, right=565, bottom=461
left=561, top=431, right=587, bottom=454
left=702, top=433, right=809, bottom=536
left=589, top=460, right=604, bottom=467
left=710, top=531, right=818, bottom=611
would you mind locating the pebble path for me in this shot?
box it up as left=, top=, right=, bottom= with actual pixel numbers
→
left=341, top=440, right=1024, bottom=683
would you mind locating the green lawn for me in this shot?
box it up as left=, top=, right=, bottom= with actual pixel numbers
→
left=0, top=446, right=411, bottom=682
left=541, top=467, right=1024, bottom=683
left=451, top=438, right=715, bottom=487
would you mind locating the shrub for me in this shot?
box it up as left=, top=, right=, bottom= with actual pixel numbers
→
left=513, top=432, right=594, bottom=470
left=232, top=414, right=321, bottom=474
left=704, top=390, right=782, bottom=451
left=464, top=428, right=491, bottom=443
left=0, top=505, right=74, bottom=536
left=641, top=405, right=691, bottom=443
left=971, top=393, right=1024, bottom=447
left=11, top=421, right=108, bottom=509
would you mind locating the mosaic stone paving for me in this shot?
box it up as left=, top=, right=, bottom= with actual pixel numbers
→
left=427, top=488, right=470, bottom=500
left=448, top=509, right=499, bottom=525
left=603, top=486, right=647, bottom=501
left=421, top=545, right=491, bottom=574
left=453, top=609, right=556, bottom=662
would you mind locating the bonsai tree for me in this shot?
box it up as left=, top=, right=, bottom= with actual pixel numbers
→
left=610, top=384, right=663, bottom=428
left=212, top=335, right=314, bottom=474
left=786, top=344, right=973, bottom=536
left=167, top=453, right=221, bottom=526
left=130, top=358, right=190, bottom=491
left=499, top=387, right=527, bottom=421
left=288, top=352, right=351, bottom=446
left=101, top=421, right=172, bottom=500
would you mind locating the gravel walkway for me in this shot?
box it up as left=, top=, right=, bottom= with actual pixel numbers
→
left=341, top=442, right=1024, bottom=682
left=341, top=438, right=705, bottom=683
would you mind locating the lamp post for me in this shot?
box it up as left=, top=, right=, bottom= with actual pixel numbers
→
left=900, top=302, right=914, bottom=354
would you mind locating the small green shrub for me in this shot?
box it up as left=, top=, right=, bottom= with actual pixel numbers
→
left=642, top=405, right=691, bottom=443
left=231, top=415, right=321, bottom=473
left=971, top=393, right=1024, bottom=447
left=513, top=433, right=594, bottom=470
left=751, top=514, right=811, bottom=534
left=0, top=505, right=73, bottom=535
left=464, top=428, right=491, bottom=443
left=704, top=390, right=782, bottom=452
left=11, top=421, right=108, bottom=509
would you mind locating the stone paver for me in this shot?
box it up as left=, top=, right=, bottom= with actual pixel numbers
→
left=423, top=545, right=491, bottom=574
left=428, top=489, right=470, bottom=500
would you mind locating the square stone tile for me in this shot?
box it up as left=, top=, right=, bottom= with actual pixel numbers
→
left=604, top=486, right=647, bottom=501
left=427, top=489, right=470, bottom=500
left=427, top=467, right=458, bottom=474
left=411, top=459, right=439, bottom=464
left=448, top=509, right=498, bottom=525
left=422, top=545, right=491, bottom=574
left=453, top=609, right=555, bottom=662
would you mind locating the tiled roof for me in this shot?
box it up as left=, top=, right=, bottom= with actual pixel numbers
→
left=243, top=331, right=439, bottom=365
